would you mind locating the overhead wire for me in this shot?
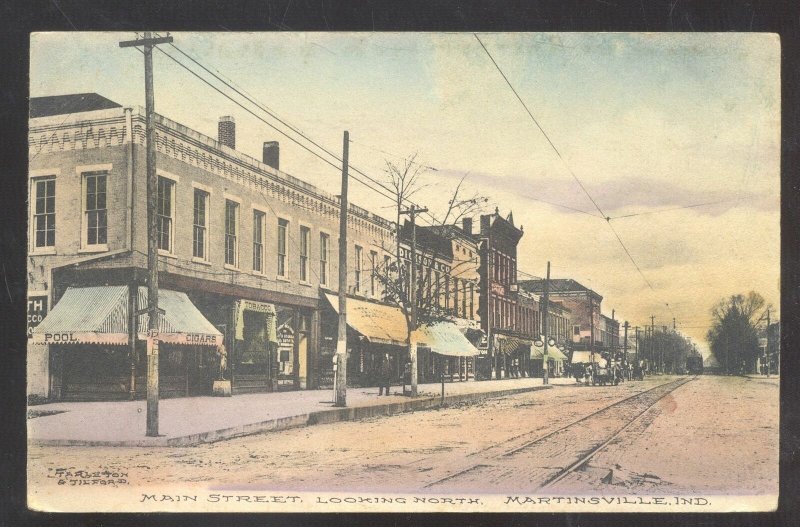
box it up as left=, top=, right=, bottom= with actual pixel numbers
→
left=474, top=32, right=676, bottom=320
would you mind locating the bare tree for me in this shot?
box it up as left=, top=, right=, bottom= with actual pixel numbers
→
left=376, top=156, right=488, bottom=395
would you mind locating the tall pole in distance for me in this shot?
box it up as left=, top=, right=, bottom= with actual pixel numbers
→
left=399, top=204, right=428, bottom=397
left=650, top=315, right=655, bottom=374
left=542, top=261, right=550, bottom=385
left=623, top=320, right=629, bottom=374
left=335, top=131, right=349, bottom=407
left=634, top=326, right=640, bottom=378
left=766, top=308, right=770, bottom=378
left=120, top=32, right=173, bottom=437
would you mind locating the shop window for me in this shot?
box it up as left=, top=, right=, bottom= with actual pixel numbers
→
left=32, top=177, right=55, bottom=249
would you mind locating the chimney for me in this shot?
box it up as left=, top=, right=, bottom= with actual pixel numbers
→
left=218, top=116, right=236, bottom=149
left=462, top=217, right=473, bottom=236
left=262, top=141, right=280, bottom=170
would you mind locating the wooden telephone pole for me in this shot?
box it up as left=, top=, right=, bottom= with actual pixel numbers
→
left=541, top=261, right=550, bottom=385
left=399, top=204, right=428, bottom=397
left=120, top=32, right=172, bottom=437
left=335, top=131, right=349, bottom=407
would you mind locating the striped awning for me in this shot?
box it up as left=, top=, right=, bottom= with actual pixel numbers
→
left=535, top=346, right=567, bottom=361
left=414, top=322, right=480, bottom=357
left=496, top=335, right=530, bottom=355
left=32, top=286, right=223, bottom=348
left=324, top=293, right=409, bottom=347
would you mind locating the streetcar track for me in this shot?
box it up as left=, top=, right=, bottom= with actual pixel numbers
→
left=423, top=377, right=694, bottom=489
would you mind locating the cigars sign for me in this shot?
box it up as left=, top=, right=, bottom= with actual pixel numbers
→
left=27, top=295, right=48, bottom=338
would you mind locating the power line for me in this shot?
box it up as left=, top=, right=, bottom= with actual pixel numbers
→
left=607, top=199, right=740, bottom=221
left=474, top=33, right=676, bottom=320
left=474, top=33, right=607, bottom=220
left=157, top=36, right=440, bottom=229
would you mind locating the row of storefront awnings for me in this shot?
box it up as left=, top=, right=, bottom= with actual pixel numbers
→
left=324, top=293, right=480, bottom=357
left=570, top=350, right=608, bottom=367
left=31, top=286, right=224, bottom=349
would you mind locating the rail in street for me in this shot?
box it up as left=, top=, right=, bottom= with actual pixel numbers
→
left=423, top=376, right=695, bottom=492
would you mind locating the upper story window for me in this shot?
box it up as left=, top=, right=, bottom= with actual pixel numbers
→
left=156, top=176, right=174, bottom=252
left=277, top=218, right=288, bottom=277
left=224, top=200, right=239, bottom=267
left=32, top=177, right=55, bottom=249
left=253, top=210, right=265, bottom=273
left=84, top=172, right=108, bottom=248
left=370, top=250, right=378, bottom=297
left=354, top=245, right=363, bottom=292
left=193, top=189, right=209, bottom=260
left=299, top=225, right=310, bottom=282
left=319, top=232, right=330, bottom=286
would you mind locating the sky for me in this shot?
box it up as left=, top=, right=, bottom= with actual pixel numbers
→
left=30, top=32, right=781, bottom=356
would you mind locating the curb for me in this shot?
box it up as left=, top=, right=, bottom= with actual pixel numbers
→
left=29, top=385, right=552, bottom=448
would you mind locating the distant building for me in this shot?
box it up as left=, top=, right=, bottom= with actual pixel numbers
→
left=518, top=278, right=614, bottom=363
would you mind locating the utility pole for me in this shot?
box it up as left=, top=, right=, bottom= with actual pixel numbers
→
left=650, top=315, right=655, bottom=374
left=120, top=31, right=173, bottom=437
left=335, top=131, right=349, bottom=407
left=589, top=297, right=595, bottom=368
left=541, top=261, right=550, bottom=385
left=765, top=308, right=770, bottom=378
left=623, top=320, right=629, bottom=375
left=662, top=326, right=667, bottom=374
left=634, top=326, right=640, bottom=379
left=399, top=204, right=429, bottom=397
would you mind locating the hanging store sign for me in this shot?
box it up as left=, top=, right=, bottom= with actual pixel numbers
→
left=27, top=295, right=48, bottom=338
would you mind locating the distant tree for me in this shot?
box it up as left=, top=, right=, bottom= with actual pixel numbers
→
left=706, top=291, right=770, bottom=375
left=637, top=329, right=694, bottom=374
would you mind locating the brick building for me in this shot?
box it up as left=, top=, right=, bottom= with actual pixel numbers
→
left=27, top=94, right=396, bottom=400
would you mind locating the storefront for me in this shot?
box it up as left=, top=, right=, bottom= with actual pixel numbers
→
left=494, top=335, right=533, bottom=379
left=322, top=293, right=408, bottom=388
left=530, top=342, right=567, bottom=378
left=32, top=286, right=224, bottom=401
left=416, top=322, right=481, bottom=383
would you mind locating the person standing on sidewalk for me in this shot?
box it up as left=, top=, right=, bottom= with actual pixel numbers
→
left=378, top=353, right=392, bottom=396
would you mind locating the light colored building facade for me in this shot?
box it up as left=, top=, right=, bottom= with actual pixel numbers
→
left=27, top=94, right=395, bottom=400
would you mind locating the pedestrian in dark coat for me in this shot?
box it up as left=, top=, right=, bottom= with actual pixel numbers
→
left=378, top=353, right=392, bottom=396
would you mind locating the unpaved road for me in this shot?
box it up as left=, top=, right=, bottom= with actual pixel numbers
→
left=28, top=375, right=778, bottom=496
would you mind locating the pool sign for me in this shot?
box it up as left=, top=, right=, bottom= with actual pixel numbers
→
left=27, top=295, right=48, bottom=338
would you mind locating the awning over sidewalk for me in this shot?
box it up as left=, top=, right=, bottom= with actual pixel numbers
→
left=324, top=293, right=408, bottom=347
left=530, top=343, right=565, bottom=361
left=570, top=351, right=607, bottom=367
left=32, top=286, right=223, bottom=348
left=414, top=322, right=480, bottom=357
left=496, top=335, right=530, bottom=355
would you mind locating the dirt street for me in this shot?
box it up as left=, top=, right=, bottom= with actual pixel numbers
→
left=28, top=375, right=778, bottom=497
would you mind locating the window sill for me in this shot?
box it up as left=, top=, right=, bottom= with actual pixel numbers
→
left=30, top=248, right=57, bottom=256
left=276, top=275, right=290, bottom=283
left=299, top=281, right=313, bottom=287
left=223, top=263, right=240, bottom=272
left=158, top=250, right=177, bottom=260
left=191, top=257, right=212, bottom=266
left=79, top=245, right=109, bottom=254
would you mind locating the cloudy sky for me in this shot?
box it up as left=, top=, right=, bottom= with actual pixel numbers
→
left=30, top=33, right=780, bottom=356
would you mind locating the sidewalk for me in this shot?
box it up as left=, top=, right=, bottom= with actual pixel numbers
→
left=28, top=376, right=575, bottom=447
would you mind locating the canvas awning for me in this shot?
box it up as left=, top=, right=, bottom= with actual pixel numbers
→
left=32, top=286, right=223, bottom=348
left=414, top=322, right=480, bottom=357
left=496, top=335, right=529, bottom=355
left=324, top=293, right=408, bottom=347
left=570, top=351, right=606, bottom=367
left=530, top=343, right=567, bottom=361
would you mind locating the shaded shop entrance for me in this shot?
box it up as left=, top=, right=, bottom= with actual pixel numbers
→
left=321, top=293, right=408, bottom=388
left=32, top=286, right=224, bottom=401
left=228, top=299, right=314, bottom=393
